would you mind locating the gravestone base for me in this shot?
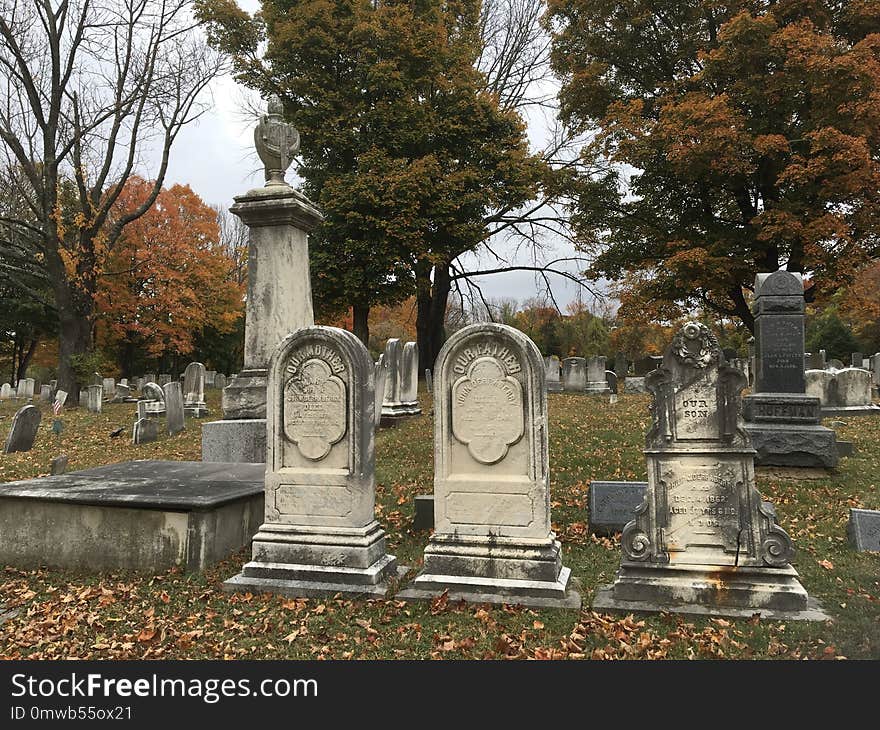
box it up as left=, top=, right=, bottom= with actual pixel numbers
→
left=381, top=402, right=421, bottom=419
left=397, top=534, right=582, bottom=609
left=224, top=521, right=401, bottom=599
left=184, top=404, right=209, bottom=418
left=593, top=562, right=829, bottom=621
left=221, top=369, right=267, bottom=419
left=546, top=382, right=564, bottom=393
left=744, top=423, right=840, bottom=468
left=201, top=419, right=266, bottom=463
left=820, top=404, right=880, bottom=418
left=584, top=381, right=611, bottom=394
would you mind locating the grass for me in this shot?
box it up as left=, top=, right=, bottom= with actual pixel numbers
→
left=0, top=387, right=878, bottom=659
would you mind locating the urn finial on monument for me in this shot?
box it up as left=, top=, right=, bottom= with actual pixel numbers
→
left=255, top=94, right=300, bottom=188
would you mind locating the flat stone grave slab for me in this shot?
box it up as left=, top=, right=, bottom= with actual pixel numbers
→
left=589, top=481, right=647, bottom=534
left=0, top=460, right=265, bottom=572
left=848, top=508, right=880, bottom=552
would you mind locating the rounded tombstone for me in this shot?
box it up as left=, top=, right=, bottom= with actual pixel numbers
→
left=755, top=270, right=803, bottom=297
left=142, top=382, right=165, bottom=402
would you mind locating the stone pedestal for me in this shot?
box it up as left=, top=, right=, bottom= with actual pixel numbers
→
left=224, top=326, right=401, bottom=598
left=202, top=184, right=322, bottom=464
left=398, top=323, right=580, bottom=609
left=201, top=419, right=266, bottom=464
left=742, top=271, right=843, bottom=467
left=595, top=322, right=825, bottom=621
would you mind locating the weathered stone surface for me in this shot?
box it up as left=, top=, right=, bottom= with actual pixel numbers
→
left=398, top=323, right=580, bottom=609
left=848, top=508, right=880, bottom=552
left=158, top=374, right=171, bottom=386
left=806, top=367, right=880, bottom=416
left=4, top=405, right=41, bottom=453
left=398, top=341, right=421, bottom=416
left=87, top=384, right=102, bottom=413
left=0, top=461, right=264, bottom=571
left=201, top=419, right=265, bottom=463
left=562, top=357, right=586, bottom=392
left=224, top=325, right=399, bottom=598
left=614, top=352, right=628, bottom=377
left=379, top=339, right=421, bottom=419
left=589, top=481, right=647, bottom=535
left=374, top=355, right=388, bottom=427
left=51, top=455, right=69, bottom=475
left=594, top=321, right=824, bottom=620
left=17, top=378, right=34, bottom=399
left=183, top=362, right=208, bottom=418
left=545, top=356, right=562, bottom=392
left=0, top=383, right=11, bottom=399
left=585, top=356, right=611, bottom=393
left=102, top=378, right=115, bottom=397
left=206, top=370, right=217, bottom=387
left=808, top=351, right=825, bottom=370
left=744, top=423, right=839, bottom=468
left=112, top=384, right=132, bottom=402
left=53, top=390, right=68, bottom=408
left=623, top=376, right=648, bottom=394
left=40, top=385, right=52, bottom=401
left=215, top=374, right=227, bottom=390
left=851, top=352, right=863, bottom=368
left=164, top=382, right=185, bottom=435
left=132, top=418, right=158, bottom=444
left=425, top=369, right=433, bottom=393
left=828, top=358, right=845, bottom=370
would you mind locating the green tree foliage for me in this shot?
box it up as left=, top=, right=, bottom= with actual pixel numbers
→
left=545, top=0, right=880, bottom=330
left=806, top=303, right=861, bottom=362
left=197, top=0, right=544, bottom=365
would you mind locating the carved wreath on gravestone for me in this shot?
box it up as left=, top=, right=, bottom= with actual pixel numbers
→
left=671, top=322, right=719, bottom=369
left=283, top=358, right=346, bottom=461
left=452, top=357, right=524, bottom=465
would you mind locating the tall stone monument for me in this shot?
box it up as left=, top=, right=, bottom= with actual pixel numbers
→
left=202, top=95, right=322, bottom=463
left=741, top=271, right=840, bottom=468
left=224, top=326, right=401, bottom=597
left=183, top=362, right=208, bottom=418
left=594, top=322, right=825, bottom=620
left=398, top=323, right=580, bottom=608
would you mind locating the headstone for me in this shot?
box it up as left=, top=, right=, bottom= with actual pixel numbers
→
left=585, top=356, right=611, bottom=393
left=39, top=385, right=52, bottom=402
left=614, top=352, right=628, bottom=378
left=424, top=369, right=433, bottom=393
left=828, top=358, right=845, bottom=370
left=141, top=382, right=166, bottom=416
left=119, top=379, right=128, bottom=387
left=805, top=368, right=880, bottom=417
left=374, top=356, right=388, bottom=427
left=112, top=384, right=132, bottom=402
left=132, top=418, right=158, bottom=445
left=183, top=362, right=208, bottom=418
left=0, top=383, right=11, bottom=399
left=413, top=494, right=434, bottom=531
left=742, top=271, right=840, bottom=468
left=215, top=373, right=227, bottom=390
left=144, top=373, right=156, bottom=387
left=4, top=405, right=41, bottom=453
left=87, top=384, right=103, bottom=413
left=605, top=370, right=618, bottom=395
left=623, top=376, right=647, bottom=394
left=633, top=355, right=662, bottom=376
left=205, top=370, right=217, bottom=387
left=102, top=378, right=115, bottom=398
left=17, top=378, right=35, bottom=399
left=397, top=342, right=421, bottom=416
left=848, top=508, right=880, bottom=552
left=594, top=321, right=824, bottom=620
left=589, top=481, right=647, bottom=535
left=398, top=323, right=580, bottom=608
left=223, top=325, right=400, bottom=598
left=50, top=455, right=69, bottom=475
left=91, top=372, right=102, bottom=386
left=79, top=389, right=88, bottom=406
left=851, top=352, right=863, bottom=369
left=158, top=373, right=171, bottom=386
left=53, top=390, right=68, bottom=408
left=545, top=356, right=562, bottom=393
left=872, top=353, right=880, bottom=386
left=163, top=382, right=185, bottom=435
left=562, top=357, right=586, bottom=392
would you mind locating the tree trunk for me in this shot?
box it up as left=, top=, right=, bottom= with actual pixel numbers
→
left=353, top=304, right=370, bottom=347
left=57, top=311, right=93, bottom=406
left=17, top=338, right=38, bottom=382
left=416, top=260, right=452, bottom=373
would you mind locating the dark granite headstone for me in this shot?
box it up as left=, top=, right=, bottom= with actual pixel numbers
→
left=589, top=481, right=647, bottom=535
left=851, top=352, right=863, bottom=369
left=4, top=405, right=41, bottom=453
left=614, top=352, right=628, bottom=377
left=605, top=370, right=618, bottom=394
left=413, top=494, right=434, bottom=531
left=753, top=271, right=806, bottom=393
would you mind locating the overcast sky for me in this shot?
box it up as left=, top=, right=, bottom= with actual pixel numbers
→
left=159, top=0, right=592, bottom=313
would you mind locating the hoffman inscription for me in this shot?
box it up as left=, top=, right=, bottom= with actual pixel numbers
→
left=452, top=357, right=524, bottom=464
left=283, top=351, right=347, bottom=460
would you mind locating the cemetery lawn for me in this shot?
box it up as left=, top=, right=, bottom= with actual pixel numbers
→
left=1, top=390, right=878, bottom=660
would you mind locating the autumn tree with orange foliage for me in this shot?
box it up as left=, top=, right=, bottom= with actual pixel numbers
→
left=836, top=260, right=880, bottom=352
left=546, top=0, right=880, bottom=330
left=95, top=178, right=244, bottom=377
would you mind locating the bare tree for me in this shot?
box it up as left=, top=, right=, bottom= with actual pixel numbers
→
left=215, top=204, right=248, bottom=286
left=0, top=0, right=224, bottom=401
